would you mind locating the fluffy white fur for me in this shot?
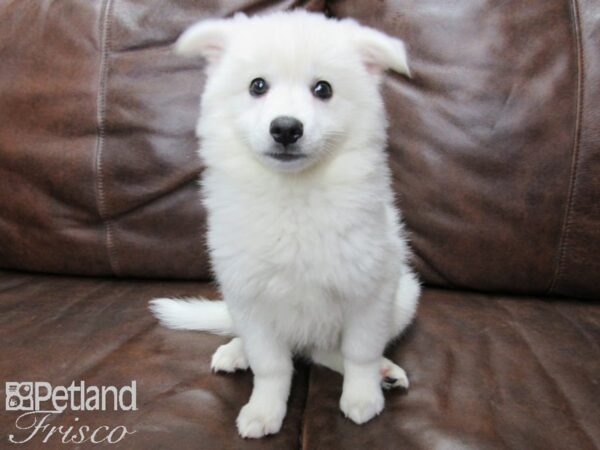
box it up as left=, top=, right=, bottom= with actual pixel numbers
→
left=150, top=10, right=419, bottom=439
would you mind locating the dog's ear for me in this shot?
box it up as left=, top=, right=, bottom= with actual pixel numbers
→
left=175, top=19, right=231, bottom=62
left=353, top=27, right=411, bottom=77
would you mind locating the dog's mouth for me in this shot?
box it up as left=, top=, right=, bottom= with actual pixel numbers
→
left=265, top=151, right=307, bottom=162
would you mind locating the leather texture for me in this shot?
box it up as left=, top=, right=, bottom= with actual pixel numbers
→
left=547, top=0, right=600, bottom=298
left=1, top=3, right=598, bottom=448
left=330, top=0, right=599, bottom=299
left=0, top=271, right=598, bottom=449
left=0, top=0, right=324, bottom=280
left=0, top=1, right=599, bottom=298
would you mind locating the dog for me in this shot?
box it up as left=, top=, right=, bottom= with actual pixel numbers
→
left=150, top=10, right=420, bottom=439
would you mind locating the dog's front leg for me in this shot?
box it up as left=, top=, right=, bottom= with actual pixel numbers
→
left=235, top=325, right=293, bottom=439
left=340, top=298, right=391, bottom=424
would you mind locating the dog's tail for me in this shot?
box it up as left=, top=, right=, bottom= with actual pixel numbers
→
left=392, top=269, right=421, bottom=335
left=149, top=298, right=234, bottom=336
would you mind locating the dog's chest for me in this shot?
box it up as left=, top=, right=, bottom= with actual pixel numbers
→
left=206, top=176, right=388, bottom=299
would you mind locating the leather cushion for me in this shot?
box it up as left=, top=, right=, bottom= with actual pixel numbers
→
left=0, top=0, right=324, bottom=279
left=0, top=272, right=598, bottom=448
left=1, top=1, right=599, bottom=299
left=330, top=0, right=600, bottom=299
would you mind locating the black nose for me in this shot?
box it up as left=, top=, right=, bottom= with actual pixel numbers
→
left=270, top=116, right=303, bottom=145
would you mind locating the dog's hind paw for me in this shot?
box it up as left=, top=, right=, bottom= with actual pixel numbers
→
left=380, top=358, right=409, bottom=390
left=211, top=337, right=249, bottom=373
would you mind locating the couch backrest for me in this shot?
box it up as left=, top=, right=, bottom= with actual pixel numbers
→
left=0, top=1, right=322, bottom=279
left=0, top=0, right=597, bottom=299
left=329, top=0, right=600, bottom=299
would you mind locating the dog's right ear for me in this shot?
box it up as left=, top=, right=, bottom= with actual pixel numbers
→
left=175, top=20, right=230, bottom=62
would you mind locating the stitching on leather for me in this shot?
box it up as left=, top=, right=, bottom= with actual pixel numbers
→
left=94, top=0, right=120, bottom=275
left=548, top=0, right=584, bottom=294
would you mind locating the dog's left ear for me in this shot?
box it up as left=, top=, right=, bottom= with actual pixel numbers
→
left=353, top=27, right=411, bottom=77
left=175, top=19, right=231, bottom=62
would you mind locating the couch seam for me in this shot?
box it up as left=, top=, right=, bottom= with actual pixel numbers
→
left=548, top=0, right=584, bottom=295
left=323, top=0, right=332, bottom=17
left=298, top=365, right=311, bottom=450
left=94, top=0, right=120, bottom=276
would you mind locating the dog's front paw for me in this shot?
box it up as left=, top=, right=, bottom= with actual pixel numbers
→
left=236, top=399, right=286, bottom=438
left=211, top=338, right=249, bottom=373
left=340, top=386, right=384, bottom=424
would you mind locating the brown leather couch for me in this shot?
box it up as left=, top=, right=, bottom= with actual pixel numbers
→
left=1, top=1, right=598, bottom=449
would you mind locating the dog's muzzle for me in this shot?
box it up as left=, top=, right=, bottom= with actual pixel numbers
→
left=266, top=116, right=306, bottom=162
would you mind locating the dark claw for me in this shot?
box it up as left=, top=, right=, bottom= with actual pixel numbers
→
left=382, top=376, right=398, bottom=390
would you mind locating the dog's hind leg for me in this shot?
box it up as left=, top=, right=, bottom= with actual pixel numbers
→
left=311, top=350, right=409, bottom=389
left=211, top=337, right=249, bottom=373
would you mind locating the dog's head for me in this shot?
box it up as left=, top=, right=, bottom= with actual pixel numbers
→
left=177, top=11, right=410, bottom=173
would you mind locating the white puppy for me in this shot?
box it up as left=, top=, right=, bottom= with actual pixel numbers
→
left=150, top=10, right=420, bottom=439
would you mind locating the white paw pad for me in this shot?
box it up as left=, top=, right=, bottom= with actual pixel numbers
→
left=340, top=388, right=384, bottom=424
left=236, top=400, right=286, bottom=438
left=210, top=338, right=249, bottom=373
left=380, top=358, right=409, bottom=390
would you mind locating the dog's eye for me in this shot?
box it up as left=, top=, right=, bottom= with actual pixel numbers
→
left=312, top=80, right=333, bottom=100
left=249, top=78, right=269, bottom=97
